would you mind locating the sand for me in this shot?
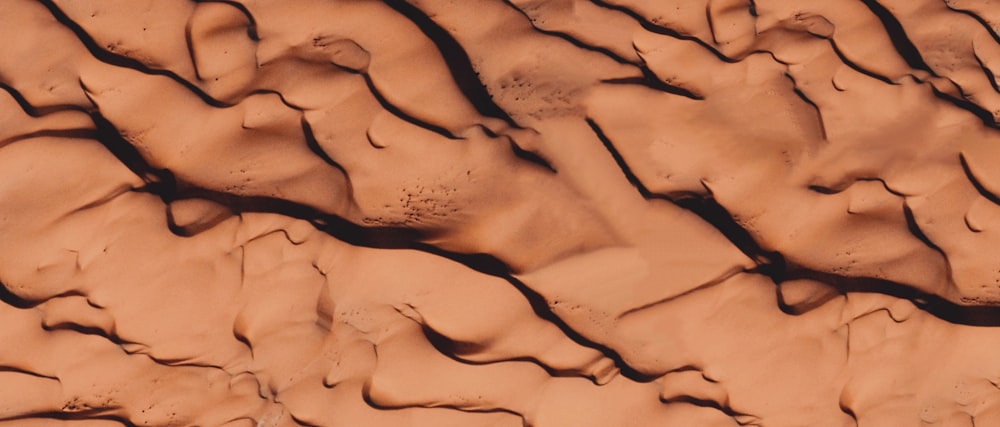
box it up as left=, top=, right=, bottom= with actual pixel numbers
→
left=2, top=0, right=1000, bottom=426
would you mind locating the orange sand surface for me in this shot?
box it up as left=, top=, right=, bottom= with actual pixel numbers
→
left=3, top=1, right=1000, bottom=426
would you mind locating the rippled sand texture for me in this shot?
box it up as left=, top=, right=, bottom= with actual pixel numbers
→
left=5, top=0, right=1000, bottom=425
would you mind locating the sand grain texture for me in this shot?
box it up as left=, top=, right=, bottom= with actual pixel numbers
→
left=3, top=0, right=1000, bottom=426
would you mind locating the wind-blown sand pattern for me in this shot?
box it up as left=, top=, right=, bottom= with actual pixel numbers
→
left=3, top=0, right=1000, bottom=425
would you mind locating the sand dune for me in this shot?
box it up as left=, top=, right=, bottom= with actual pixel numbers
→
left=3, top=0, right=1000, bottom=425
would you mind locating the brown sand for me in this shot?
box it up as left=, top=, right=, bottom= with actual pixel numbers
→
left=2, top=0, right=1000, bottom=425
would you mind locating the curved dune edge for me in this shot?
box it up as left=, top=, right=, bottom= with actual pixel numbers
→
left=3, top=0, right=1000, bottom=426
